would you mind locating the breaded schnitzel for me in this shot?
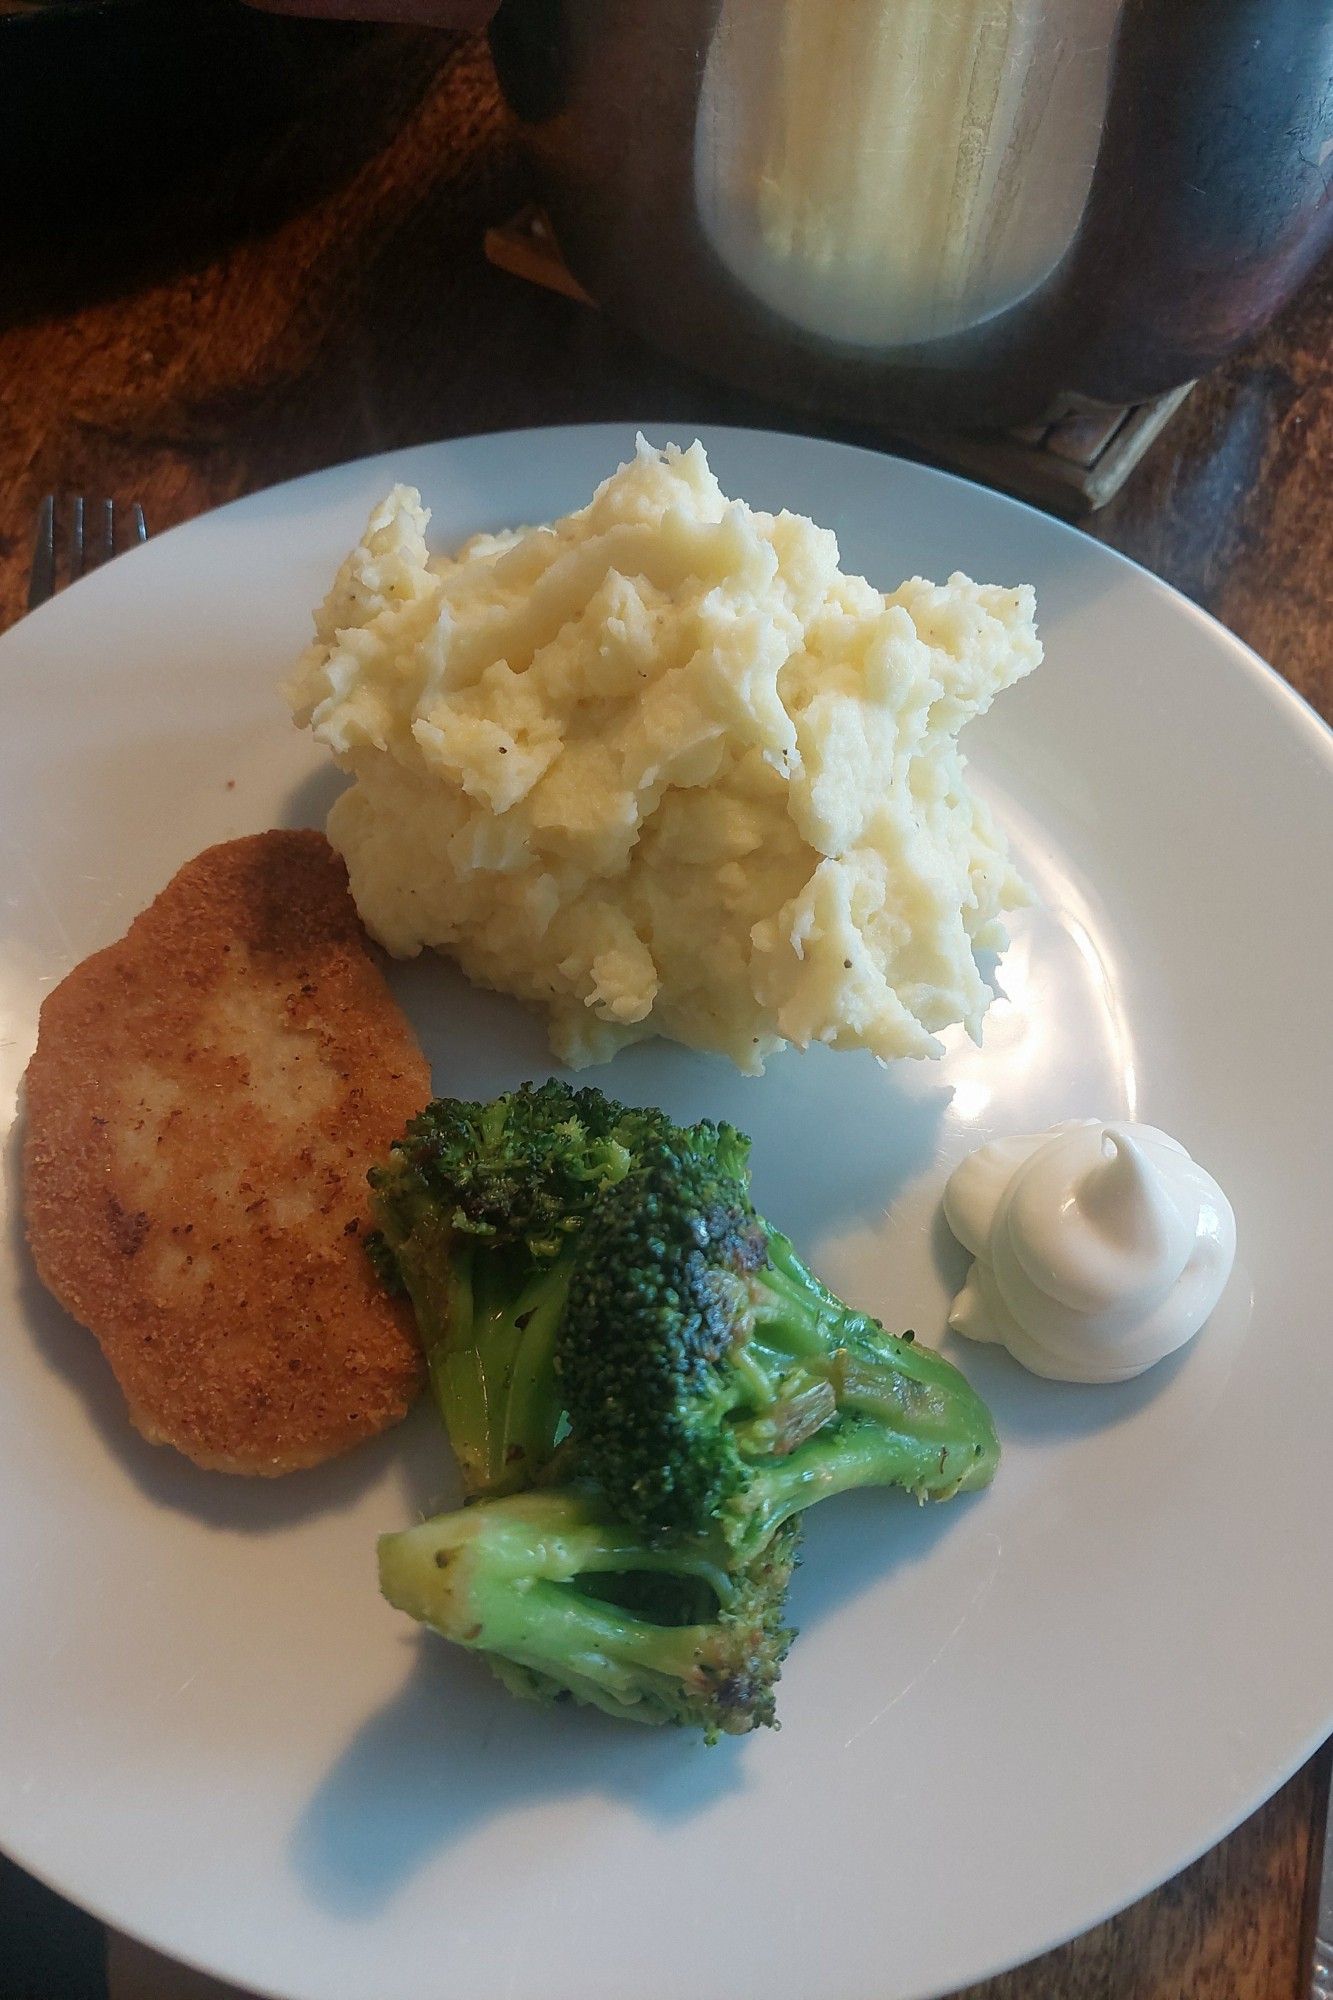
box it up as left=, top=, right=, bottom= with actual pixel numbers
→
left=22, top=830, right=431, bottom=1474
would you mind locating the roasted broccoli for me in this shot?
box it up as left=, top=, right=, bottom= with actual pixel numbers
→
left=558, top=1125, right=1001, bottom=1549
left=378, top=1487, right=798, bottom=1740
left=368, top=1081, right=670, bottom=1496
left=370, top=1081, right=998, bottom=1739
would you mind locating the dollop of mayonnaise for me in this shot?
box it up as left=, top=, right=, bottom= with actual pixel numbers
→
left=943, top=1122, right=1236, bottom=1383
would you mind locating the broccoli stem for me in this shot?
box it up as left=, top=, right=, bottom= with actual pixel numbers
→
left=731, top=1227, right=910, bottom=1438
left=734, top=1398, right=1000, bottom=1559
left=378, top=1487, right=781, bottom=1734
left=752, top=1226, right=889, bottom=1358
left=739, top=1227, right=993, bottom=1448
left=395, top=1485, right=733, bottom=1592
left=690, top=1230, right=1002, bottom=1549
left=396, top=1230, right=574, bottom=1497
left=445, top=1258, right=573, bottom=1497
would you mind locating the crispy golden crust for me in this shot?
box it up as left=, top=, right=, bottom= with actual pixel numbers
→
left=22, top=830, right=431, bottom=1475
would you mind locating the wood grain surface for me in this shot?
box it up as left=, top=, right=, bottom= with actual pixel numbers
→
left=1, top=24, right=1330, bottom=2000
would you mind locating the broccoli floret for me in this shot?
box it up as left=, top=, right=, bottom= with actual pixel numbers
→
left=370, top=1083, right=998, bottom=1740
left=371, top=1086, right=802, bottom=1738
left=558, top=1132, right=1000, bottom=1548
left=378, top=1486, right=799, bottom=1740
left=368, top=1081, right=673, bottom=1495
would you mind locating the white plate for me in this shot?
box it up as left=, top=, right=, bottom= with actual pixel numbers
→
left=2, top=426, right=1331, bottom=2000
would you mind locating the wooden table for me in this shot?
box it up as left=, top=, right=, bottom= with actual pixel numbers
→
left=2, top=24, right=1330, bottom=2000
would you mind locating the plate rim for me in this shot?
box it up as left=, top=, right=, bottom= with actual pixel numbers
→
left=2, top=420, right=1332, bottom=2000
left=11, top=419, right=1332, bottom=769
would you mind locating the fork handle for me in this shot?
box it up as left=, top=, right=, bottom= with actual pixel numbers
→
left=1311, top=1744, right=1333, bottom=2000
left=1315, top=1940, right=1333, bottom=2000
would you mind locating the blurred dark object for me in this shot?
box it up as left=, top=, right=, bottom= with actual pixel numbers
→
left=1051, top=0, right=1333, bottom=404
left=245, top=0, right=499, bottom=19
left=0, top=1853, right=105, bottom=2000
left=489, top=0, right=1333, bottom=428
left=0, top=0, right=450, bottom=322
left=484, top=202, right=1195, bottom=514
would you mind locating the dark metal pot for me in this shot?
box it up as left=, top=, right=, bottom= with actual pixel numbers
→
left=490, top=0, right=1333, bottom=427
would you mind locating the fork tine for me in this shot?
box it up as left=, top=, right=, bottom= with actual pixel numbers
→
left=27, top=495, right=56, bottom=611
left=69, top=495, right=85, bottom=584
left=95, top=497, right=116, bottom=570
left=27, top=494, right=149, bottom=609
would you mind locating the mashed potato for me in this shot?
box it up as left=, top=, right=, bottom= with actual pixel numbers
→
left=285, top=439, right=1040, bottom=1073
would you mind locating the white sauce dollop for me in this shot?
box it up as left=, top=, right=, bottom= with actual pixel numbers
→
left=943, top=1121, right=1236, bottom=1383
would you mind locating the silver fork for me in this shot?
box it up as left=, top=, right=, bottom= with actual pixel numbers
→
left=1309, top=1754, right=1333, bottom=1998
left=28, top=495, right=148, bottom=611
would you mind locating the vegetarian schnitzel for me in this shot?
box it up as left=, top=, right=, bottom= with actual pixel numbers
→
left=22, top=830, right=431, bottom=1474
